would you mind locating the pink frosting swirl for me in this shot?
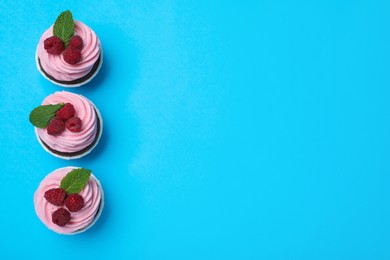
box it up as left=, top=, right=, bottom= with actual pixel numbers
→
left=37, top=21, right=101, bottom=81
left=36, top=91, right=98, bottom=153
left=34, top=167, right=103, bottom=234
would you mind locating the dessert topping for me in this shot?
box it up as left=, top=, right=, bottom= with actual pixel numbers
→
left=45, top=168, right=91, bottom=226
left=65, top=194, right=85, bottom=212
left=52, top=208, right=71, bottom=227
left=43, top=10, right=84, bottom=64
left=56, top=103, right=75, bottom=121
left=69, top=35, right=84, bottom=50
left=44, top=36, right=65, bottom=55
left=44, top=188, right=67, bottom=206
left=30, top=102, right=83, bottom=135
left=47, top=117, right=65, bottom=136
left=63, top=46, right=82, bottom=65
left=65, top=116, right=82, bottom=132
left=53, top=10, right=74, bottom=47
left=29, top=103, right=64, bottom=128
left=60, top=168, right=91, bottom=194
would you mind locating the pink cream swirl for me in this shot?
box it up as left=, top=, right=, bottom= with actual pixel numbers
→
left=37, top=20, right=101, bottom=82
left=36, top=91, right=97, bottom=153
left=34, top=167, right=103, bottom=234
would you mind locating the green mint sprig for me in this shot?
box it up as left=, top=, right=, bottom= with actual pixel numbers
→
left=53, top=10, right=74, bottom=47
left=60, top=168, right=91, bottom=194
left=29, top=103, right=64, bottom=128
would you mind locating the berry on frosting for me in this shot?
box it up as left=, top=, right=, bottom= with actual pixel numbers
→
left=56, top=103, right=75, bottom=121
left=63, top=46, right=82, bottom=65
left=44, top=36, right=65, bottom=55
left=47, top=117, right=65, bottom=135
left=65, top=194, right=85, bottom=212
left=52, top=208, right=71, bottom=227
left=44, top=188, right=67, bottom=206
left=65, top=116, right=82, bottom=132
left=69, top=35, right=83, bottom=50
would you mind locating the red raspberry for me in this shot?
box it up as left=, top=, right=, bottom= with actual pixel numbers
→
left=52, top=208, right=71, bottom=227
left=44, top=36, right=65, bottom=55
left=44, top=188, right=67, bottom=206
left=47, top=117, right=65, bottom=136
left=63, top=46, right=82, bottom=65
left=65, top=194, right=84, bottom=212
left=65, top=116, right=82, bottom=132
left=69, top=35, right=83, bottom=50
left=56, top=103, right=75, bottom=121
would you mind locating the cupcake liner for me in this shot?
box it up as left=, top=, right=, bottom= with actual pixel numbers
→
left=35, top=45, right=103, bottom=88
left=35, top=102, right=103, bottom=160
left=34, top=166, right=104, bottom=235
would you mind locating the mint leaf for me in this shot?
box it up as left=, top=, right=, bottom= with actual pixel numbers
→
left=29, top=103, right=64, bottom=128
left=60, top=168, right=91, bottom=194
left=53, top=10, right=74, bottom=47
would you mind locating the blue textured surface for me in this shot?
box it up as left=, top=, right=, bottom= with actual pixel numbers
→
left=0, top=0, right=390, bottom=259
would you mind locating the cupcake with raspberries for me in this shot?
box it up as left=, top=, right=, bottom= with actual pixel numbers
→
left=36, top=10, right=102, bottom=87
left=29, top=91, right=103, bottom=159
left=34, top=167, right=104, bottom=235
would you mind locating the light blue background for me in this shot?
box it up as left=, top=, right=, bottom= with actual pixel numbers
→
left=0, top=0, right=389, bottom=259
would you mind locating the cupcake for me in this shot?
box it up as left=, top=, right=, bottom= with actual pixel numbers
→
left=29, top=91, right=103, bottom=159
left=34, top=167, right=104, bottom=235
left=36, top=10, right=102, bottom=87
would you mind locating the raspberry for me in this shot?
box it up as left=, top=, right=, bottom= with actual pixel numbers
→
left=52, top=208, right=71, bottom=227
left=44, top=188, right=67, bottom=206
left=56, top=103, right=75, bottom=121
left=63, top=46, right=82, bottom=65
left=44, top=36, right=65, bottom=55
left=69, top=35, right=83, bottom=50
left=65, top=116, right=82, bottom=132
left=65, top=194, right=84, bottom=212
left=47, top=117, right=65, bottom=136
